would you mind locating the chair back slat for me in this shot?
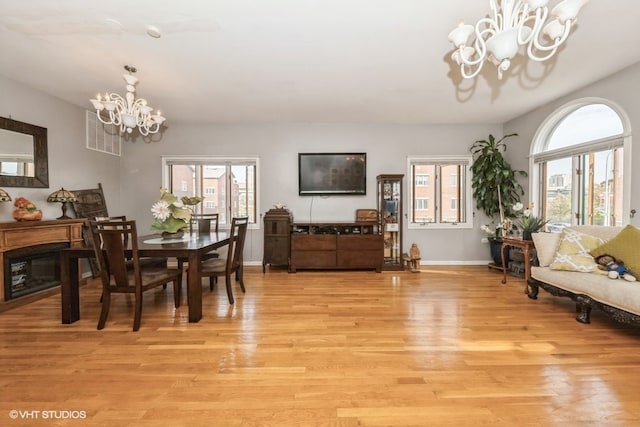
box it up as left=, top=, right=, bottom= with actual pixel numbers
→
left=190, top=213, right=219, bottom=234
left=90, top=220, right=140, bottom=290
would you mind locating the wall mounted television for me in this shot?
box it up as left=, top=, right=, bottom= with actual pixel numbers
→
left=298, top=153, right=366, bottom=196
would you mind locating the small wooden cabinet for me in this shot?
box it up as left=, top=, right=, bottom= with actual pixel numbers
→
left=377, top=174, right=404, bottom=270
left=0, top=219, right=85, bottom=310
left=290, top=222, right=382, bottom=273
left=263, top=208, right=292, bottom=272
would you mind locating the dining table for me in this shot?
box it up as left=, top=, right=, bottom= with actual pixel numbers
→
left=59, top=230, right=230, bottom=325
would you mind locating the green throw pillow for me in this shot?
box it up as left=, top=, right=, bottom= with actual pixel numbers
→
left=590, top=225, right=640, bottom=276
left=549, top=228, right=603, bottom=272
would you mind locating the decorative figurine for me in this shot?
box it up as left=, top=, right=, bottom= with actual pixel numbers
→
left=12, top=197, right=43, bottom=221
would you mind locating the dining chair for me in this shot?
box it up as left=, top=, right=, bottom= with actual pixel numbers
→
left=190, top=212, right=220, bottom=260
left=199, top=216, right=249, bottom=304
left=89, top=219, right=182, bottom=331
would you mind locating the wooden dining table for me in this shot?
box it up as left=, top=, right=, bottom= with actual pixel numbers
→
left=59, top=231, right=230, bottom=325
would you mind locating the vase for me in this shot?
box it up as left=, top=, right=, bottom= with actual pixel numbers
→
left=161, top=230, right=184, bottom=240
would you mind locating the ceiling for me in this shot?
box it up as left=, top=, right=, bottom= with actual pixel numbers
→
left=1, top=0, right=640, bottom=126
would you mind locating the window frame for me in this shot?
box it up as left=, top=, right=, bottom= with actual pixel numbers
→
left=529, top=98, right=632, bottom=228
left=407, top=155, right=473, bottom=230
left=161, top=156, right=260, bottom=229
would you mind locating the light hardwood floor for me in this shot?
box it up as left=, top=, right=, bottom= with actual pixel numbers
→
left=1, top=266, right=640, bottom=427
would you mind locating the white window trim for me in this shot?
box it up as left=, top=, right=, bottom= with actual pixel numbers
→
left=161, top=155, right=261, bottom=230
left=528, top=97, right=632, bottom=224
left=407, top=155, right=473, bottom=230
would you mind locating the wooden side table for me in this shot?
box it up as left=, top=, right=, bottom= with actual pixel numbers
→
left=500, top=236, right=534, bottom=294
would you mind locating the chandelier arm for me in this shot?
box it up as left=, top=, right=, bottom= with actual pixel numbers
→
left=518, top=7, right=547, bottom=45
left=460, top=62, right=484, bottom=79
left=527, top=20, right=571, bottom=62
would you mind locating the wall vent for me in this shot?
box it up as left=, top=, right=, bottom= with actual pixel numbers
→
left=86, top=110, right=121, bottom=156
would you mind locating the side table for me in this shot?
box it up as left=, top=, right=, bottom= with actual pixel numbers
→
left=500, top=236, right=535, bottom=294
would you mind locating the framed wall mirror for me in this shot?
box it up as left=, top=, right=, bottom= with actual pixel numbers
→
left=0, top=116, right=49, bottom=188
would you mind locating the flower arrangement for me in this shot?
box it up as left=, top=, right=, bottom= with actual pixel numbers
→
left=512, top=202, right=549, bottom=238
left=150, top=188, right=203, bottom=234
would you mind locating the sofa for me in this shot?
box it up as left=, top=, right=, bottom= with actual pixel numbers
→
left=528, top=225, right=640, bottom=326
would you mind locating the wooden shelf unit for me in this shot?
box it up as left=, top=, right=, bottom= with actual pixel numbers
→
left=290, top=222, right=382, bottom=273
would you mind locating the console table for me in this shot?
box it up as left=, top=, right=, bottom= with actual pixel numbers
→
left=0, top=219, right=84, bottom=310
left=500, top=236, right=534, bottom=294
left=290, top=222, right=382, bottom=272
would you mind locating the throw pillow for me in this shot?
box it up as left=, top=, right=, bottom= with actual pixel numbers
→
left=590, top=224, right=640, bottom=276
left=549, top=228, right=604, bottom=272
left=531, top=232, right=561, bottom=267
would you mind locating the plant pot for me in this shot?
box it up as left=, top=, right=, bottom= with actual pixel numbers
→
left=489, top=238, right=509, bottom=266
left=522, top=230, right=532, bottom=241
left=161, top=230, right=184, bottom=240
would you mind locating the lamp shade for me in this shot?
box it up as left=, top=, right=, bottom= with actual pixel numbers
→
left=47, top=188, right=76, bottom=203
left=0, top=188, right=11, bottom=202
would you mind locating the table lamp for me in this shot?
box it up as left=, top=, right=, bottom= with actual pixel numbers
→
left=47, top=188, right=76, bottom=219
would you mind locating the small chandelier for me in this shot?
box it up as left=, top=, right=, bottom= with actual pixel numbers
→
left=89, top=65, right=166, bottom=135
left=448, top=0, right=589, bottom=80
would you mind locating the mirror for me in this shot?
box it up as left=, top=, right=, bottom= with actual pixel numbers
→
left=0, top=117, right=49, bottom=188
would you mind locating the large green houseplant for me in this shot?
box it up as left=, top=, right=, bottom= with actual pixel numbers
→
left=471, top=133, right=527, bottom=221
left=471, top=133, right=527, bottom=265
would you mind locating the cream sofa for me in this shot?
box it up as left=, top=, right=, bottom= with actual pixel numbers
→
left=528, top=225, right=640, bottom=326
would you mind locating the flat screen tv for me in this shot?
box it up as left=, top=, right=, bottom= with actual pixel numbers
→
left=298, top=153, right=366, bottom=196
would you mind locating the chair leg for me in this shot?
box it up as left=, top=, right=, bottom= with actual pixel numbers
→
left=238, top=274, right=246, bottom=293
left=133, top=292, right=143, bottom=332
left=225, top=272, right=235, bottom=304
left=97, top=291, right=111, bottom=330
left=172, top=279, right=181, bottom=308
left=209, top=276, right=215, bottom=291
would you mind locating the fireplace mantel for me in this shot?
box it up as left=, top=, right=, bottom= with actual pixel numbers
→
left=0, top=219, right=85, bottom=309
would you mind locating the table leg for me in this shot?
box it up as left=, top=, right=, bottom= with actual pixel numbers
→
left=523, top=245, right=531, bottom=294
left=60, top=252, right=80, bottom=324
left=187, top=252, right=202, bottom=322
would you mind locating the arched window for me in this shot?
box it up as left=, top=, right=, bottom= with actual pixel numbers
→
left=530, top=99, right=630, bottom=229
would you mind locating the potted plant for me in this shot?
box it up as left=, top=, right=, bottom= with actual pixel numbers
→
left=470, top=133, right=527, bottom=265
left=513, top=202, right=549, bottom=240
left=150, top=188, right=203, bottom=239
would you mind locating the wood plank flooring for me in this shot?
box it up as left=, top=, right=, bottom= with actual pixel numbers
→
left=1, top=266, right=640, bottom=426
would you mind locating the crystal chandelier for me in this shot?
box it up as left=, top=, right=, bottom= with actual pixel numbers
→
left=448, top=0, right=589, bottom=80
left=89, top=65, right=166, bottom=135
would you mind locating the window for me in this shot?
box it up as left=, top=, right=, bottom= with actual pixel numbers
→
left=408, top=156, right=472, bottom=228
left=181, top=180, right=187, bottom=192
left=162, top=157, right=259, bottom=226
left=415, top=174, right=430, bottom=186
left=531, top=101, right=629, bottom=228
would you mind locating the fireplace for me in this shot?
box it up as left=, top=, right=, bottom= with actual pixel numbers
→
left=4, top=242, right=69, bottom=300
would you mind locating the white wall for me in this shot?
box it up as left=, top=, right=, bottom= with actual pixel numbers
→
left=121, top=122, right=502, bottom=264
left=9, top=61, right=637, bottom=265
left=0, top=76, right=122, bottom=221
left=504, top=61, right=640, bottom=227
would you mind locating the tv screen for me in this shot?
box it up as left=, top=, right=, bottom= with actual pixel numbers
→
left=298, top=153, right=366, bottom=196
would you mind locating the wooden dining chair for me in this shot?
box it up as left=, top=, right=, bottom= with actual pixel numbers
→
left=89, top=219, right=182, bottom=331
left=199, top=217, right=249, bottom=304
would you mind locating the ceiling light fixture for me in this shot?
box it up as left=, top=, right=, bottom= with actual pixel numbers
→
left=448, top=0, right=589, bottom=80
left=89, top=65, right=166, bottom=135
